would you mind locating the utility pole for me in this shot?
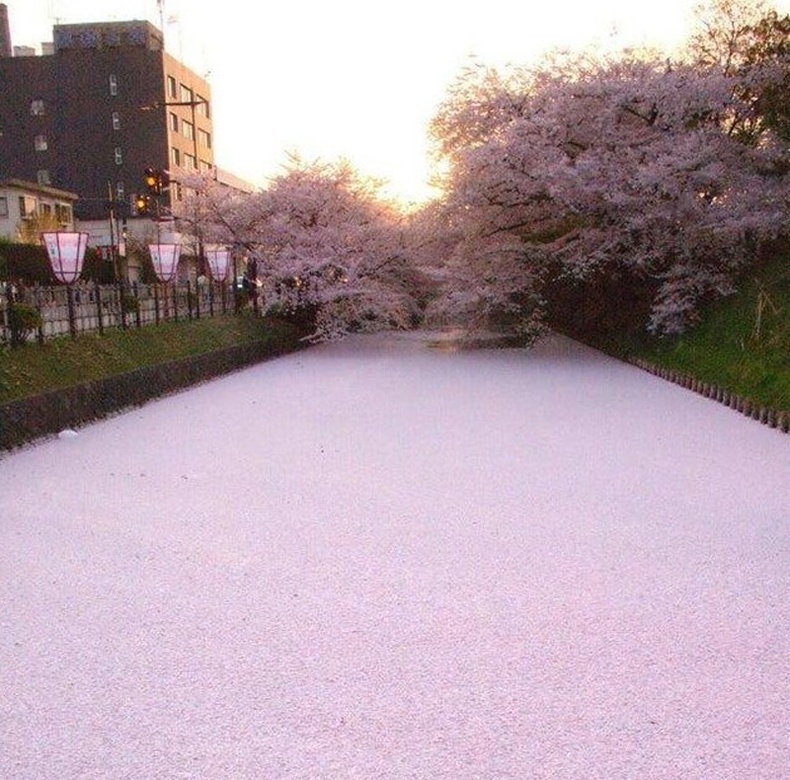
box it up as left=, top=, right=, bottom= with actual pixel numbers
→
left=106, top=181, right=120, bottom=282
left=140, top=97, right=208, bottom=268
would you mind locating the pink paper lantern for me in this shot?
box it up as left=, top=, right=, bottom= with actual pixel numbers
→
left=205, top=247, right=231, bottom=282
left=149, top=243, right=181, bottom=283
left=42, top=232, right=89, bottom=284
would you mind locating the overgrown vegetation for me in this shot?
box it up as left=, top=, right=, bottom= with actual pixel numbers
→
left=0, top=314, right=304, bottom=404
left=600, top=248, right=789, bottom=411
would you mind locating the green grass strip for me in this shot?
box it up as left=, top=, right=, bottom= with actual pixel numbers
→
left=0, top=314, right=301, bottom=403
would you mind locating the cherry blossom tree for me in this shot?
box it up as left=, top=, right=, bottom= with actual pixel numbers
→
left=175, top=160, right=422, bottom=340
left=428, top=41, right=789, bottom=337
left=173, top=3, right=788, bottom=343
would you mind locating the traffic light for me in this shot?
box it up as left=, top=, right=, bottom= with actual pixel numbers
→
left=134, top=193, right=150, bottom=215
left=144, top=167, right=159, bottom=194
left=143, top=167, right=169, bottom=195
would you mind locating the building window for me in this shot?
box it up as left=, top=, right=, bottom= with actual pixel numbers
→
left=196, top=96, right=210, bottom=118
left=40, top=203, right=52, bottom=215
left=182, top=120, right=194, bottom=141
left=56, top=204, right=72, bottom=224
left=30, top=99, right=45, bottom=116
left=109, top=74, right=118, bottom=95
left=34, top=134, right=48, bottom=151
left=167, top=75, right=177, bottom=98
left=171, top=147, right=181, bottom=167
left=180, top=84, right=193, bottom=103
left=18, top=196, right=36, bottom=217
left=169, top=112, right=179, bottom=132
left=184, top=152, right=196, bottom=170
left=37, top=170, right=52, bottom=185
left=198, top=129, right=212, bottom=149
left=112, top=111, right=121, bottom=130
left=114, top=147, right=123, bottom=165
left=0, top=197, right=8, bottom=217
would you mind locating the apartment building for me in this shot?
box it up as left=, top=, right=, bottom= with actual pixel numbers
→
left=0, top=178, right=78, bottom=241
left=0, top=10, right=215, bottom=229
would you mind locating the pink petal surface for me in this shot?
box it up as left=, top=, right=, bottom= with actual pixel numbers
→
left=1, top=332, right=787, bottom=779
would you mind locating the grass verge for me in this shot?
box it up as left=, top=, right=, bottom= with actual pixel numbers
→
left=0, top=314, right=304, bottom=404
left=607, top=251, right=789, bottom=412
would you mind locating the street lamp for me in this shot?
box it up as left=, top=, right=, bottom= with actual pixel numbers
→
left=205, top=246, right=230, bottom=281
left=149, top=242, right=181, bottom=324
left=149, top=242, right=180, bottom=283
left=205, top=246, right=231, bottom=314
left=42, top=231, right=89, bottom=339
left=43, top=231, right=89, bottom=284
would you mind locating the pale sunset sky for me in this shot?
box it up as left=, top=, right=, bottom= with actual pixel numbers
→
left=5, top=0, right=790, bottom=204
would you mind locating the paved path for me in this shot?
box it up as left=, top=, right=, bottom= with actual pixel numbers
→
left=1, top=332, right=787, bottom=779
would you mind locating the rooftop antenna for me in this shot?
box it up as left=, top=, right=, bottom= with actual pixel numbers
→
left=157, top=0, right=165, bottom=46
left=167, top=13, right=183, bottom=62
left=43, top=0, right=61, bottom=55
left=47, top=0, right=60, bottom=25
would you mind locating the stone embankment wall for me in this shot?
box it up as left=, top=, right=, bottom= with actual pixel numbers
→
left=0, top=340, right=303, bottom=453
left=2, top=344, right=786, bottom=453
left=630, top=358, right=789, bottom=434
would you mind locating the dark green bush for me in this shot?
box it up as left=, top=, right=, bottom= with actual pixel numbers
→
left=121, top=294, right=140, bottom=314
left=8, top=303, right=42, bottom=347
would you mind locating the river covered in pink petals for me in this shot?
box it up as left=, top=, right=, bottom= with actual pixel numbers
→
left=1, top=331, right=788, bottom=779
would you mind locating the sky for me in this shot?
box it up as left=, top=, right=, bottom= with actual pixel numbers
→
left=1, top=330, right=788, bottom=777
left=5, top=0, right=790, bottom=204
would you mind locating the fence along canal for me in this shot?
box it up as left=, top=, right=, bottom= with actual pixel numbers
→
left=1, top=280, right=249, bottom=344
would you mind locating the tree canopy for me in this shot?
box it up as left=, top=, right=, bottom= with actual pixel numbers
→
left=177, top=160, right=422, bottom=340
left=176, top=0, right=789, bottom=342
left=425, top=0, right=789, bottom=337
